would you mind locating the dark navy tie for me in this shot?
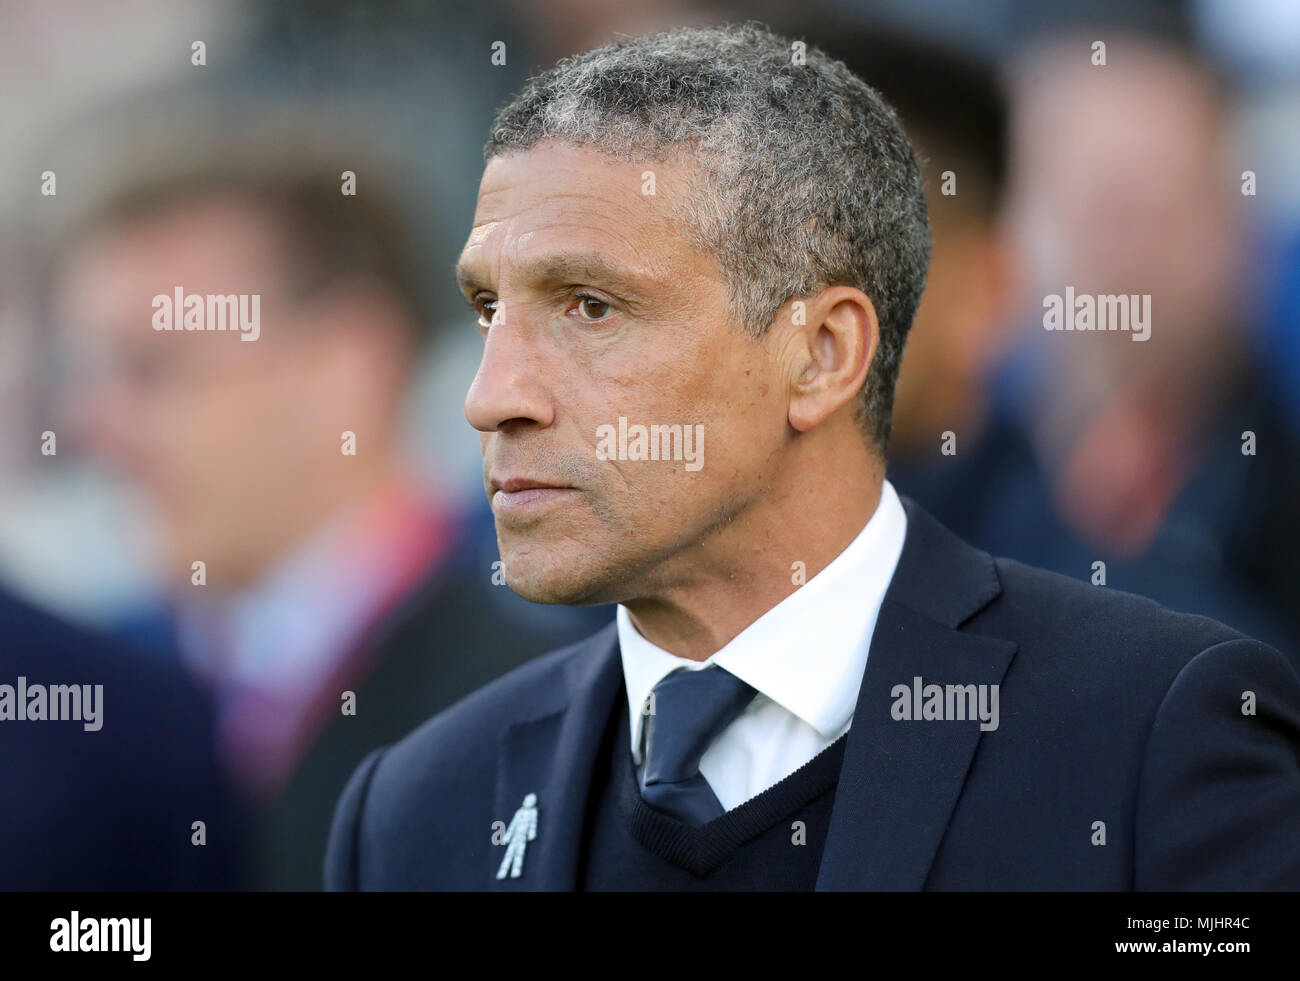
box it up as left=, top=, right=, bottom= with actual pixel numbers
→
left=641, top=665, right=757, bottom=825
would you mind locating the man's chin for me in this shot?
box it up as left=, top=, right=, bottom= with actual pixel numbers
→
left=503, top=568, right=595, bottom=606
left=499, top=550, right=619, bottom=607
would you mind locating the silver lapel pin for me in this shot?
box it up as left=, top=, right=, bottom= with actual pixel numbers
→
left=496, top=793, right=538, bottom=880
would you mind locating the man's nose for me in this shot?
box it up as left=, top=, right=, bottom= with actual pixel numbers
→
left=464, top=318, right=555, bottom=433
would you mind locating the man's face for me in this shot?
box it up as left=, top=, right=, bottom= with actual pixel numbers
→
left=56, top=197, right=343, bottom=587
left=459, top=142, right=792, bottom=605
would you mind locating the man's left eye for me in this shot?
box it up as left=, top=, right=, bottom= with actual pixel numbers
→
left=575, top=295, right=612, bottom=321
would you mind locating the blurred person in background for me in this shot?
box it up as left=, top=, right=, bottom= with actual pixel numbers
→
left=40, top=111, right=607, bottom=889
left=873, top=26, right=1298, bottom=662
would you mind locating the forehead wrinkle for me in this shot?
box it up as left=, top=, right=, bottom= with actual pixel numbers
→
left=461, top=216, right=680, bottom=296
left=514, top=248, right=657, bottom=297
left=460, top=153, right=710, bottom=297
left=474, top=183, right=649, bottom=226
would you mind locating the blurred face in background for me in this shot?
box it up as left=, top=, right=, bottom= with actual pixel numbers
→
left=1005, top=38, right=1242, bottom=395
left=54, top=195, right=402, bottom=590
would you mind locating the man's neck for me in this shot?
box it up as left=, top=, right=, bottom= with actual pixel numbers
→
left=623, top=451, right=884, bottom=661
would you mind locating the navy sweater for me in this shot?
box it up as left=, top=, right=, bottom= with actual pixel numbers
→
left=579, top=692, right=847, bottom=890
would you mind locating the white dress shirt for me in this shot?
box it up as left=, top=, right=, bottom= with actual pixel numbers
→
left=616, top=478, right=908, bottom=811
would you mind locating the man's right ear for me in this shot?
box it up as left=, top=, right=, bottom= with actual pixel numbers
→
left=784, top=287, right=878, bottom=434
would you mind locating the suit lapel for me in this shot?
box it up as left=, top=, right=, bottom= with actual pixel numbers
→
left=489, top=622, right=623, bottom=890
left=816, top=498, right=1017, bottom=890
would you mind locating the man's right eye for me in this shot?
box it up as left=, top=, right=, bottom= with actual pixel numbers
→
left=475, top=298, right=499, bottom=328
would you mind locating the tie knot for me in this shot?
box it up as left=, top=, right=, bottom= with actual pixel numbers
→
left=643, top=665, right=757, bottom=790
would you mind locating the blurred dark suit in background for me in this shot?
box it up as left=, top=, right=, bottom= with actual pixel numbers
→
left=0, top=588, right=234, bottom=890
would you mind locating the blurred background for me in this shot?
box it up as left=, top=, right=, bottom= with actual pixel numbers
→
left=1, top=0, right=1297, bottom=889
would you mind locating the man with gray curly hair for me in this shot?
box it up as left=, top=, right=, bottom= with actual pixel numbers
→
left=328, top=23, right=1300, bottom=891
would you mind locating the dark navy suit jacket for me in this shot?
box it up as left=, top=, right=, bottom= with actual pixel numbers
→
left=325, top=498, right=1300, bottom=890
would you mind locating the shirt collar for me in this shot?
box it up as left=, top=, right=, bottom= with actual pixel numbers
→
left=617, top=479, right=909, bottom=762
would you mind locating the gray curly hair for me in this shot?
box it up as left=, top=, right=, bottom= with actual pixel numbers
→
left=486, top=21, right=930, bottom=452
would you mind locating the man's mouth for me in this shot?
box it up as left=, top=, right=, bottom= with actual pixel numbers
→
left=488, top=475, right=581, bottom=518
